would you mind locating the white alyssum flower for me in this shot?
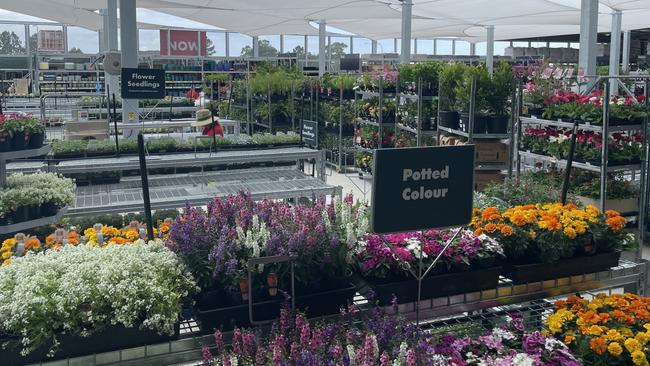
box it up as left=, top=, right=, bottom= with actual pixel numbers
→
left=0, top=242, right=197, bottom=356
left=347, top=344, right=357, bottom=366
left=491, top=327, right=516, bottom=341
left=510, top=353, right=535, bottom=366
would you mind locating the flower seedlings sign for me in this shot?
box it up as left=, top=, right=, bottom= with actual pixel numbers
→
left=301, top=120, right=318, bottom=148
left=371, top=145, right=475, bottom=233
left=121, top=68, right=165, bottom=99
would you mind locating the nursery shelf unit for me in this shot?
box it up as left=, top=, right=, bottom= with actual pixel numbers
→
left=394, top=79, right=439, bottom=147
left=68, top=166, right=340, bottom=217
left=516, top=76, right=649, bottom=247
left=320, top=87, right=357, bottom=173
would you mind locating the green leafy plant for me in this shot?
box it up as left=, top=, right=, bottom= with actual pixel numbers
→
left=438, top=62, right=466, bottom=111
left=51, top=140, right=88, bottom=157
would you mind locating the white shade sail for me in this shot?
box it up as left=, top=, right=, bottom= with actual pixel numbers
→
left=2, top=0, right=650, bottom=40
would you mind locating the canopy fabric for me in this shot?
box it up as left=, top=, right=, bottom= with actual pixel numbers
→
left=3, top=0, right=650, bottom=40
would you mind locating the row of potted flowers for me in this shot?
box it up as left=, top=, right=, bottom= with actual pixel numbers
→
left=0, top=219, right=173, bottom=265
left=524, top=84, right=648, bottom=126
left=0, top=113, right=46, bottom=152
left=163, top=192, right=631, bottom=333
left=201, top=301, right=581, bottom=365
left=521, top=127, right=644, bottom=165
left=0, top=172, right=75, bottom=225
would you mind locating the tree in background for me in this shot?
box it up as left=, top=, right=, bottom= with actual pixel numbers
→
left=328, top=42, right=348, bottom=60
left=0, top=31, right=25, bottom=55
left=68, top=47, right=83, bottom=54
left=240, top=39, right=278, bottom=57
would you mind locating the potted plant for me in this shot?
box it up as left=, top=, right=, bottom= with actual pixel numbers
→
left=573, top=173, right=638, bottom=214
left=472, top=203, right=635, bottom=284
left=51, top=140, right=88, bottom=159
left=0, top=242, right=197, bottom=363
left=0, top=118, right=12, bottom=152
left=609, top=95, right=648, bottom=125
left=355, top=229, right=503, bottom=305
left=24, top=117, right=46, bottom=149
left=454, top=64, right=490, bottom=133
left=438, top=63, right=465, bottom=129
left=4, top=117, right=31, bottom=150
left=485, top=62, right=514, bottom=134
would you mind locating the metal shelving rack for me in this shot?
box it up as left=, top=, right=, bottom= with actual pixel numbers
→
left=516, top=76, right=649, bottom=248
left=394, top=79, right=438, bottom=147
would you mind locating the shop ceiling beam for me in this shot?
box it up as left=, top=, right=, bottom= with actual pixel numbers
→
left=609, top=10, right=622, bottom=95
left=119, top=0, right=139, bottom=128
left=486, top=25, right=495, bottom=76
left=622, top=30, right=631, bottom=74
left=400, top=0, right=413, bottom=63
left=578, top=0, right=599, bottom=76
left=318, top=20, right=326, bottom=77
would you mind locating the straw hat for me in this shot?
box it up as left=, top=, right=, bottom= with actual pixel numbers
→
left=192, top=109, right=218, bottom=127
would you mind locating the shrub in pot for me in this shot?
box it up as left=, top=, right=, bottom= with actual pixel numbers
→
left=454, top=64, right=491, bottom=133
left=484, top=62, right=514, bottom=134
left=438, top=62, right=465, bottom=129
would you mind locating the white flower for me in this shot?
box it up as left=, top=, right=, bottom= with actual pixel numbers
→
left=0, top=242, right=197, bottom=356
left=510, top=353, right=535, bottom=366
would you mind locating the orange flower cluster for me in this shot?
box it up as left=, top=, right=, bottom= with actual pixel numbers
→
left=548, top=293, right=650, bottom=365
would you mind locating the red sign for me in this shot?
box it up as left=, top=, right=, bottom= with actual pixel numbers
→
left=160, top=30, right=207, bottom=56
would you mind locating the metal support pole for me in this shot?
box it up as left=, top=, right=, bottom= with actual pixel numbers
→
left=486, top=26, right=495, bottom=76
left=279, top=34, right=284, bottom=54
left=252, top=36, right=259, bottom=57
left=417, top=78, right=422, bottom=147
left=578, top=0, right=599, bottom=76
left=339, top=85, right=343, bottom=170
left=119, top=0, right=138, bottom=127
left=225, top=32, right=230, bottom=57
left=400, top=0, right=413, bottom=64
left=137, top=133, right=154, bottom=240
left=318, top=21, right=326, bottom=77
left=378, top=77, right=383, bottom=149
left=638, top=78, right=649, bottom=257
left=561, top=121, right=580, bottom=204
left=371, top=40, right=377, bottom=54
left=111, top=92, right=119, bottom=156
left=468, top=76, right=477, bottom=144
left=622, top=30, right=631, bottom=74
left=600, top=80, right=610, bottom=212
left=105, top=0, right=118, bottom=97
left=609, top=11, right=622, bottom=95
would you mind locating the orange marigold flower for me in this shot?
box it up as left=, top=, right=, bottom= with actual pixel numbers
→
left=590, top=337, right=607, bottom=355
left=499, top=225, right=514, bottom=236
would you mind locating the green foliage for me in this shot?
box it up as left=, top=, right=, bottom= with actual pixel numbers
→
left=204, top=73, right=230, bottom=84
left=250, top=66, right=304, bottom=95
left=51, top=140, right=88, bottom=156
left=438, top=62, right=466, bottom=110
left=329, top=74, right=357, bottom=91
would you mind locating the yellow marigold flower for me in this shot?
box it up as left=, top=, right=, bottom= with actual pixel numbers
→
left=621, top=328, right=635, bottom=338
left=632, top=350, right=649, bottom=366
left=605, top=330, right=623, bottom=343
left=625, top=338, right=642, bottom=353
left=585, top=325, right=604, bottom=336
left=2, top=259, right=11, bottom=265
left=1, top=251, right=12, bottom=259
left=564, top=335, right=575, bottom=345
left=636, top=332, right=650, bottom=345
left=563, top=227, right=577, bottom=239
left=608, top=342, right=623, bottom=357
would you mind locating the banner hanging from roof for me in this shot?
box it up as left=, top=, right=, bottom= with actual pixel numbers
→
left=160, top=30, right=207, bottom=56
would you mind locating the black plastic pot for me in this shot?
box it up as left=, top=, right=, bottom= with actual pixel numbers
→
left=41, top=202, right=59, bottom=217
left=28, top=205, right=41, bottom=220
left=0, top=134, right=11, bottom=152
left=459, top=113, right=488, bottom=134
left=0, top=322, right=180, bottom=365
left=527, top=106, right=544, bottom=118
left=502, top=251, right=621, bottom=284
left=28, top=132, right=45, bottom=149
left=11, top=131, right=30, bottom=150
left=438, top=110, right=459, bottom=129
left=358, top=266, right=501, bottom=306
left=486, top=115, right=508, bottom=134
left=195, top=281, right=356, bottom=332
left=10, top=206, right=29, bottom=223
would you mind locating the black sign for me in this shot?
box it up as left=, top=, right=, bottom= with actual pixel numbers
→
left=371, top=145, right=475, bottom=233
left=121, top=68, right=165, bottom=99
left=301, top=120, right=318, bottom=148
